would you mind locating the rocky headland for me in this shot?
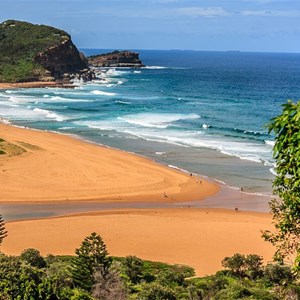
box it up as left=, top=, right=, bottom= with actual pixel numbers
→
left=88, top=50, right=145, bottom=68
left=0, top=20, right=93, bottom=84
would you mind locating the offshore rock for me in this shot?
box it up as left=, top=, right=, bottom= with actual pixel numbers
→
left=88, top=50, right=145, bottom=68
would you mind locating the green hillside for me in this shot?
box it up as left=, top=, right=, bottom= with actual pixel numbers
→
left=0, top=20, right=87, bottom=82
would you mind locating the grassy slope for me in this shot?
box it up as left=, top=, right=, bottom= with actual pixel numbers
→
left=0, top=20, right=69, bottom=82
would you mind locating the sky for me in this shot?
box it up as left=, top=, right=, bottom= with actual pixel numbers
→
left=1, top=0, right=300, bottom=53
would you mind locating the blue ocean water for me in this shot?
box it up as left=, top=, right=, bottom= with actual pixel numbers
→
left=1, top=50, right=300, bottom=194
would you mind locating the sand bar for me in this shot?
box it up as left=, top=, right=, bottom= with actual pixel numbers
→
left=2, top=208, right=274, bottom=276
left=0, top=123, right=219, bottom=202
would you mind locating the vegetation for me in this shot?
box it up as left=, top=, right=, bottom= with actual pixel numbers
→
left=0, top=138, right=6, bottom=155
left=0, top=20, right=68, bottom=82
left=0, top=229, right=298, bottom=299
left=72, top=232, right=112, bottom=291
left=0, top=138, right=26, bottom=156
left=0, top=214, right=7, bottom=246
left=263, top=100, right=300, bottom=272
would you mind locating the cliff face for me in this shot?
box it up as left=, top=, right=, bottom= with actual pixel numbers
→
left=0, top=20, right=89, bottom=83
left=34, top=38, right=88, bottom=79
left=88, top=50, right=145, bottom=68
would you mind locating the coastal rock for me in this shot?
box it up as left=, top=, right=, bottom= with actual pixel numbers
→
left=34, top=38, right=88, bottom=80
left=0, top=20, right=90, bottom=83
left=88, top=50, right=145, bottom=68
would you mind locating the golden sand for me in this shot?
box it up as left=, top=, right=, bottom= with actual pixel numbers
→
left=0, top=123, right=218, bottom=202
left=0, top=123, right=274, bottom=276
left=2, top=208, right=274, bottom=276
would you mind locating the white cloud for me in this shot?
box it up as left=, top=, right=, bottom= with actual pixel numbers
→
left=241, top=10, right=300, bottom=17
left=178, top=7, right=230, bottom=18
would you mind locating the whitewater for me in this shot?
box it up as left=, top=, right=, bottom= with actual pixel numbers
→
left=1, top=50, right=300, bottom=194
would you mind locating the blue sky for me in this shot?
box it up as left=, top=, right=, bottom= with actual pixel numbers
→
left=1, top=0, right=300, bottom=52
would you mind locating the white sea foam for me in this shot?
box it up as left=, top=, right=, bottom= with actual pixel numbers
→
left=155, top=151, right=166, bottom=155
left=8, top=96, right=34, bottom=104
left=202, top=124, right=209, bottom=129
left=117, top=80, right=124, bottom=85
left=134, top=71, right=141, bottom=74
left=119, top=113, right=200, bottom=129
left=265, top=140, right=275, bottom=147
left=269, top=167, right=277, bottom=176
left=143, top=66, right=167, bottom=69
left=168, top=165, right=190, bottom=174
left=32, top=108, right=66, bottom=122
left=76, top=115, right=272, bottom=165
left=91, top=90, right=117, bottom=96
left=103, top=68, right=129, bottom=76
left=115, top=100, right=132, bottom=105
left=0, top=118, right=10, bottom=124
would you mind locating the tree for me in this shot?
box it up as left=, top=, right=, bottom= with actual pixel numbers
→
left=0, top=214, right=7, bottom=246
left=263, top=100, right=300, bottom=271
left=123, top=255, right=144, bottom=284
left=20, top=248, right=46, bottom=268
left=137, top=282, right=176, bottom=300
left=222, top=253, right=246, bottom=277
left=264, top=263, right=295, bottom=285
left=92, top=266, right=127, bottom=300
left=71, top=232, right=112, bottom=291
left=244, top=254, right=263, bottom=279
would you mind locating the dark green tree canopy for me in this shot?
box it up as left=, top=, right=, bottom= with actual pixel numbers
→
left=0, top=214, right=7, bottom=246
left=72, top=232, right=112, bottom=291
left=263, top=100, right=300, bottom=271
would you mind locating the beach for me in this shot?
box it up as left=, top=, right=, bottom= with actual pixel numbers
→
left=2, top=208, right=273, bottom=276
left=0, top=123, right=218, bottom=202
left=0, top=122, right=274, bottom=275
left=0, top=81, right=71, bottom=89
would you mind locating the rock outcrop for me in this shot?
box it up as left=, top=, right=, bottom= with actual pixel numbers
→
left=88, top=50, right=145, bottom=68
left=34, top=38, right=88, bottom=80
left=0, top=20, right=91, bottom=83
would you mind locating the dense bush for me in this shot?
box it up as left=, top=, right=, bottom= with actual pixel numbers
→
left=0, top=230, right=299, bottom=300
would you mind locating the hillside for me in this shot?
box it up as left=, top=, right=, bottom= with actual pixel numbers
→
left=0, top=20, right=88, bottom=83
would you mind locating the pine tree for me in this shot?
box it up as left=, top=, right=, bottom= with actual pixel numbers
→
left=0, top=214, right=7, bottom=246
left=71, top=232, right=112, bottom=291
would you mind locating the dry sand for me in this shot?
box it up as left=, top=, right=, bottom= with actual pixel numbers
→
left=0, top=123, right=218, bottom=202
left=0, top=81, right=70, bottom=89
left=0, top=123, right=274, bottom=275
left=2, top=208, right=274, bottom=276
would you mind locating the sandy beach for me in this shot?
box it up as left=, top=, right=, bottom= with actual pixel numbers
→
left=0, top=123, right=218, bottom=202
left=0, top=81, right=71, bottom=89
left=2, top=208, right=274, bottom=276
left=0, top=123, right=274, bottom=275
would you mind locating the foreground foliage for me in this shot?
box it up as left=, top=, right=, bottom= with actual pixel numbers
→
left=0, top=231, right=299, bottom=299
left=0, top=215, right=7, bottom=246
left=263, top=100, right=300, bottom=271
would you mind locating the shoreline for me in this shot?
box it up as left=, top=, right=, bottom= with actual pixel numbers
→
left=0, top=122, right=219, bottom=203
left=0, top=81, right=74, bottom=89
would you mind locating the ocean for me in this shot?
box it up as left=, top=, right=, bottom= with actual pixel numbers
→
left=1, top=50, right=300, bottom=196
